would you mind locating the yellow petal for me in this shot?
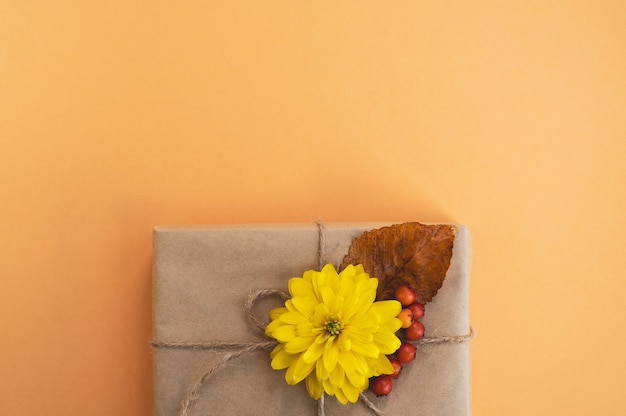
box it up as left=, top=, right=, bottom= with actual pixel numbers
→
left=349, top=312, right=380, bottom=331
left=302, top=269, right=317, bottom=283
left=302, top=339, right=325, bottom=364
left=296, top=322, right=315, bottom=337
left=316, top=356, right=330, bottom=381
left=357, top=288, right=377, bottom=309
left=355, top=274, right=377, bottom=290
left=336, top=332, right=351, bottom=352
left=337, top=350, right=356, bottom=373
left=286, top=355, right=316, bottom=384
left=320, top=286, right=335, bottom=309
left=310, top=303, right=329, bottom=327
left=351, top=352, right=369, bottom=374
left=321, top=263, right=340, bottom=280
left=314, top=333, right=327, bottom=344
left=321, top=263, right=339, bottom=274
left=272, top=325, right=296, bottom=342
left=285, top=299, right=296, bottom=312
left=270, top=343, right=283, bottom=359
left=378, top=316, right=402, bottom=333
left=279, top=311, right=308, bottom=325
left=269, top=307, right=288, bottom=321
left=291, top=295, right=317, bottom=317
left=350, top=339, right=379, bottom=358
left=340, top=295, right=360, bottom=322
left=340, top=381, right=361, bottom=403
left=373, top=331, right=401, bottom=355
left=336, top=270, right=356, bottom=298
left=264, top=319, right=286, bottom=338
left=368, top=355, right=395, bottom=376
left=289, top=277, right=314, bottom=298
left=319, top=264, right=340, bottom=292
left=311, top=271, right=323, bottom=300
left=331, top=295, right=344, bottom=316
left=339, top=263, right=355, bottom=276
left=322, top=378, right=337, bottom=395
left=332, top=385, right=348, bottom=404
left=285, top=335, right=316, bottom=354
left=271, top=348, right=297, bottom=370
left=343, top=325, right=374, bottom=344
left=323, top=338, right=339, bottom=372
left=353, top=284, right=376, bottom=311
left=369, top=299, right=402, bottom=319
left=329, top=365, right=345, bottom=388
left=345, top=369, right=367, bottom=390
left=305, top=373, right=324, bottom=400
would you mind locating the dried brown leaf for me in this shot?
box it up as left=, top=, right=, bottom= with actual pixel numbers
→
left=341, top=223, right=455, bottom=304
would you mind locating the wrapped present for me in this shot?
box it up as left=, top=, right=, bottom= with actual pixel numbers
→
left=152, top=223, right=471, bottom=416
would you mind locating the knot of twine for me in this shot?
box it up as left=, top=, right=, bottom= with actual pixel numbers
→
left=151, top=220, right=474, bottom=416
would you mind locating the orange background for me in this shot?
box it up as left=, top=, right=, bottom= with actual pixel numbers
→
left=1, top=1, right=625, bottom=415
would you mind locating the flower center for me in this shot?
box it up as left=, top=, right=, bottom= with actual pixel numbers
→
left=325, top=316, right=343, bottom=336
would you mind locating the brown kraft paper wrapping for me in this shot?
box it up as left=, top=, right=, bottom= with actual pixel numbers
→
left=152, top=223, right=471, bottom=416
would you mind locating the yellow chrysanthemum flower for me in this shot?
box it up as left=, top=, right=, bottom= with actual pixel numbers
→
left=265, top=264, right=402, bottom=404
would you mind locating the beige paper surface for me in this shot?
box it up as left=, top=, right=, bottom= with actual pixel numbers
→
left=153, top=223, right=471, bottom=416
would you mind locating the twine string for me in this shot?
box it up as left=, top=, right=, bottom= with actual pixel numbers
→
left=358, top=393, right=385, bottom=416
left=176, top=345, right=273, bottom=416
left=243, top=288, right=289, bottom=334
left=412, top=327, right=475, bottom=346
left=151, top=339, right=276, bottom=351
left=316, top=219, right=328, bottom=269
left=151, top=220, right=473, bottom=416
left=317, top=393, right=325, bottom=416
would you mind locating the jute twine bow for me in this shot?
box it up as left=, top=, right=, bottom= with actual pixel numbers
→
left=151, top=220, right=474, bottom=416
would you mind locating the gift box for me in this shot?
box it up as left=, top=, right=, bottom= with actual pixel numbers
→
left=152, top=223, right=471, bottom=416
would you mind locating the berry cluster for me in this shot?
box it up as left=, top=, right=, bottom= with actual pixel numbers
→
left=369, top=284, right=424, bottom=397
